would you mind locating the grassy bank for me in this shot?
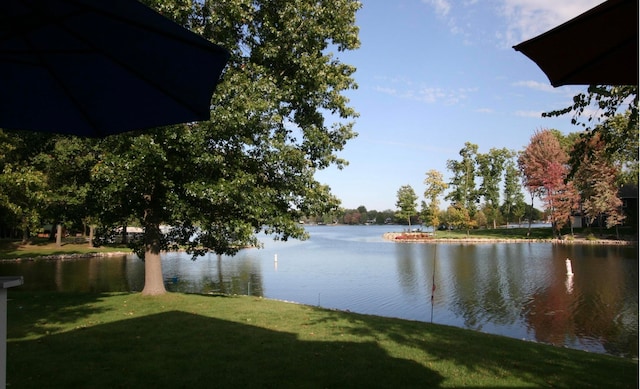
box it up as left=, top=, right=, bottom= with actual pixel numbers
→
left=7, top=292, right=637, bottom=388
left=0, top=238, right=131, bottom=260
left=393, top=226, right=638, bottom=243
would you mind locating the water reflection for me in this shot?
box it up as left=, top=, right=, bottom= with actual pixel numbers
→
left=0, top=256, right=144, bottom=292
left=1, top=225, right=637, bottom=358
left=162, top=252, right=264, bottom=296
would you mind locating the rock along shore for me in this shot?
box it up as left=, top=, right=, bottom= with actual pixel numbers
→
left=382, top=232, right=636, bottom=245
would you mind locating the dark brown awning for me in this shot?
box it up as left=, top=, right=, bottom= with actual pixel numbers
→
left=513, top=0, right=638, bottom=87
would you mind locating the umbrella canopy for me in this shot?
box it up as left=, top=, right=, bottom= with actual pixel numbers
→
left=0, top=0, right=230, bottom=137
left=513, top=0, right=638, bottom=87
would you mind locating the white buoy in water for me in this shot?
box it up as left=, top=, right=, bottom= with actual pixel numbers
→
left=274, top=254, right=278, bottom=262
left=565, top=258, right=574, bottom=276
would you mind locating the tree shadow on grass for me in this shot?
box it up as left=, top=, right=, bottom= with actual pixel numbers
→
left=309, top=309, right=638, bottom=388
left=7, top=292, right=123, bottom=339
left=8, top=310, right=444, bottom=388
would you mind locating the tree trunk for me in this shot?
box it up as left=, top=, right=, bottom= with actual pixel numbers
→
left=121, top=223, right=128, bottom=244
left=88, top=225, right=95, bottom=247
left=141, top=222, right=166, bottom=295
left=527, top=192, right=534, bottom=235
left=141, top=250, right=166, bottom=295
left=569, top=216, right=574, bottom=237
left=56, top=224, right=63, bottom=247
left=20, top=216, right=29, bottom=243
left=217, top=254, right=225, bottom=294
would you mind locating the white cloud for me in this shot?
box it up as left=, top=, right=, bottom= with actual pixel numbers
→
left=422, top=0, right=451, bottom=17
left=499, top=0, right=604, bottom=44
left=422, top=0, right=604, bottom=47
left=375, top=80, right=476, bottom=106
left=373, top=76, right=476, bottom=105
left=414, top=87, right=446, bottom=103
left=373, top=86, right=398, bottom=96
left=512, top=80, right=556, bottom=93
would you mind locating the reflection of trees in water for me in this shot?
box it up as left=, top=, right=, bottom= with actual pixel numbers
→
left=447, top=244, right=529, bottom=330
left=443, top=243, right=638, bottom=357
left=394, top=244, right=420, bottom=297
left=1, top=256, right=136, bottom=292
left=165, top=254, right=264, bottom=297
left=522, top=245, right=638, bottom=358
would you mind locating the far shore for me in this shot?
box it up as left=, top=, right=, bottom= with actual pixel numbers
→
left=1, top=225, right=637, bottom=261
left=1, top=250, right=132, bottom=262
left=383, top=232, right=637, bottom=245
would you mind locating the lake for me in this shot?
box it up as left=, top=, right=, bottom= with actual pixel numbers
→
left=2, top=225, right=638, bottom=358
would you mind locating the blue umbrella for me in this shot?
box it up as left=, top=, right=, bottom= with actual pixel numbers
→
left=0, top=0, right=230, bottom=137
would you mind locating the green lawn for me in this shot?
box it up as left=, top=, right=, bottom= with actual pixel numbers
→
left=7, top=291, right=637, bottom=388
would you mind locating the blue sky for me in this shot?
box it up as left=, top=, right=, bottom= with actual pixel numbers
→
left=315, top=0, right=604, bottom=211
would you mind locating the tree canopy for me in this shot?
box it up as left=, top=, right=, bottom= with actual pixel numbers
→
left=423, top=170, right=448, bottom=235
left=543, top=85, right=638, bottom=183
left=445, top=142, right=479, bottom=216
left=395, top=185, right=418, bottom=228
left=90, top=0, right=362, bottom=294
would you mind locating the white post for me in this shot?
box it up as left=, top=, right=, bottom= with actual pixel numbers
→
left=565, top=258, right=574, bottom=276
left=0, top=277, right=23, bottom=389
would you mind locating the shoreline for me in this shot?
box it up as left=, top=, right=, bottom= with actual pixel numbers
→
left=2, top=251, right=132, bottom=262
left=382, top=232, right=637, bottom=245
left=2, top=232, right=637, bottom=262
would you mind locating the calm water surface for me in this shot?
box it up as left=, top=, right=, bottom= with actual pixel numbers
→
left=3, top=225, right=638, bottom=358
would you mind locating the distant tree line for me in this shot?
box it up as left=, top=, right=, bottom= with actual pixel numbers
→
left=392, top=112, right=637, bottom=237
left=301, top=111, right=637, bottom=233
left=301, top=206, right=396, bottom=225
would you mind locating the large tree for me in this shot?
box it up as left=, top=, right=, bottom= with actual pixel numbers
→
left=32, top=136, right=97, bottom=245
left=476, top=147, right=510, bottom=229
left=92, top=0, right=361, bottom=295
left=0, top=165, right=47, bottom=242
left=0, top=130, right=55, bottom=240
left=574, top=132, right=626, bottom=234
left=501, top=158, right=526, bottom=226
left=395, top=185, right=418, bottom=229
left=423, top=169, right=448, bottom=235
left=518, top=129, right=572, bottom=237
left=543, top=85, right=638, bottom=181
left=446, top=142, right=479, bottom=217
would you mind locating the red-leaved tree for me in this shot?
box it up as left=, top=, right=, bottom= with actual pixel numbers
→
left=518, top=129, right=572, bottom=237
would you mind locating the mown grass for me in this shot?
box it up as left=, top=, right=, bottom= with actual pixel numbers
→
left=7, top=291, right=638, bottom=388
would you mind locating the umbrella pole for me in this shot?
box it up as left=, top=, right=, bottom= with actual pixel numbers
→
left=0, top=277, right=23, bottom=389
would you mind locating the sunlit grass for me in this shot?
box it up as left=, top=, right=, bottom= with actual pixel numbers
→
left=7, top=292, right=637, bottom=388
